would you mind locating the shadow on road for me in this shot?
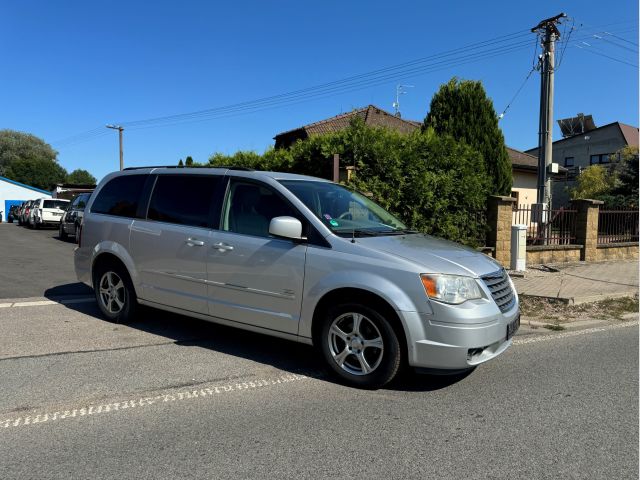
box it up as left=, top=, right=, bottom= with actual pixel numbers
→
left=44, top=282, right=93, bottom=298
left=49, top=284, right=470, bottom=392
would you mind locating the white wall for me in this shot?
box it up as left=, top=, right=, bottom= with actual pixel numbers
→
left=512, top=170, right=537, bottom=207
left=0, top=179, right=51, bottom=222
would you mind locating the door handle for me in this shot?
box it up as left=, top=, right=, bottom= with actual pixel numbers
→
left=186, top=237, right=205, bottom=247
left=213, top=242, right=234, bottom=251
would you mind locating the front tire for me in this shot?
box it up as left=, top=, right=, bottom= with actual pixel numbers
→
left=93, top=262, right=137, bottom=323
left=320, top=303, right=402, bottom=389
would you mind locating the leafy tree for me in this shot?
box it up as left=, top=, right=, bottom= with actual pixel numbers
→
left=4, top=157, right=67, bottom=190
left=0, top=129, right=58, bottom=175
left=185, top=156, right=194, bottom=166
left=66, top=169, right=96, bottom=185
left=612, top=146, right=639, bottom=198
left=570, top=165, right=617, bottom=200
left=423, top=78, right=512, bottom=195
left=178, top=159, right=184, bottom=166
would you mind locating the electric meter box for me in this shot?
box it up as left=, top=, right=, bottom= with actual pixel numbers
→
left=531, top=203, right=547, bottom=224
left=511, top=224, right=527, bottom=271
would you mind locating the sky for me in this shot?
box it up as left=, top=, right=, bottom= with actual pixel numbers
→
left=1, top=0, right=638, bottom=182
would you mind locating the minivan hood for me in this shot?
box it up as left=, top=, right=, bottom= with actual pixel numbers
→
left=356, top=234, right=502, bottom=277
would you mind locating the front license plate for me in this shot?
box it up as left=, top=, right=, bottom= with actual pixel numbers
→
left=506, top=315, right=520, bottom=340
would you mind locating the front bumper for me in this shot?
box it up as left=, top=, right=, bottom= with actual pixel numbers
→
left=401, top=300, right=519, bottom=371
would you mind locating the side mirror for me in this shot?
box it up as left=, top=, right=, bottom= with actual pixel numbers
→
left=269, top=216, right=305, bottom=241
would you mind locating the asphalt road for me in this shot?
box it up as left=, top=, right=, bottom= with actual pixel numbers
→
left=0, top=222, right=638, bottom=479
left=0, top=223, right=90, bottom=299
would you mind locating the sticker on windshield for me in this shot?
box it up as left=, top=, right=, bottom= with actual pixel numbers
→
left=329, top=219, right=339, bottom=227
left=324, top=214, right=332, bottom=220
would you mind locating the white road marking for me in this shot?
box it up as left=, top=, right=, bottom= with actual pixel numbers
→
left=513, top=320, right=639, bottom=345
left=0, top=297, right=95, bottom=309
left=0, top=373, right=309, bottom=431
left=12, top=300, right=57, bottom=307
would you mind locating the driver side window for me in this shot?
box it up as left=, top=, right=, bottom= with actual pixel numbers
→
left=222, top=180, right=299, bottom=238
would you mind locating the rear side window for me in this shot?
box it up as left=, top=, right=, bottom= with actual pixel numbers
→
left=73, top=193, right=90, bottom=209
left=43, top=200, right=69, bottom=209
left=147, top=175, right=221, bottom=228
left=91, top=175, right=146, bottom=218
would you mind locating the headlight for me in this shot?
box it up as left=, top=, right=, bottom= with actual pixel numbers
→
left=420, top=274, right=483, bottom=305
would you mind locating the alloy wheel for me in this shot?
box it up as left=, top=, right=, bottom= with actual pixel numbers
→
left=98, top=271, right=126, bottom=314
left=327, top=312, right=384, bottom=376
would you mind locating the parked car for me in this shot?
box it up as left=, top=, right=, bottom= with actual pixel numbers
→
left=29, top=198, right=70, bottom=229
left=20, top=200, right=36, bottom=226
left=7, top=205, right=20, bottom=223
left=59, top=193, right=91, bottom=240
left=75, top=167, right=519, bottom=388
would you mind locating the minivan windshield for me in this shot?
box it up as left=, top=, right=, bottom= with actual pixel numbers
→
left=280, top=180, right=410, bottom=236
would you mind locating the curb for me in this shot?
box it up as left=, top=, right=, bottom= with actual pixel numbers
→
left=518, top=291, right=638, bottom=305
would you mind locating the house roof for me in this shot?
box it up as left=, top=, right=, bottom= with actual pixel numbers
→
left=526, top=121, right=639, bottom=152
left=0, top=176, right=51, bottom=195
left=274, top=105, right=421, bottom=140
left=618, top=123, right=639, bottom=147
left=507, top=147, right=538, bottom=170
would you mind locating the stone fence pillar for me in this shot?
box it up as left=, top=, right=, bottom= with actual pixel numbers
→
left=487, top=195, right=517, bottom=267
left=571, top=199, right=603, bottom=262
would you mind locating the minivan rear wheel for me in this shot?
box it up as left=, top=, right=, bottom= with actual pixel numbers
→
left=320, top=303, right=402, bottom=389
left=93, top=263, right=137, bottom=323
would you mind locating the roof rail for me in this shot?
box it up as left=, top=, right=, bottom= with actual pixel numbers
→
left=122, top=165, right=254, bottom=171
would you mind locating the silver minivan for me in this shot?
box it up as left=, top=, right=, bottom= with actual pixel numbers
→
left=75, top=167, right=519, bottom=388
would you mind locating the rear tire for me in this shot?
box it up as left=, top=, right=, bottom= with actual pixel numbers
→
left=93, top=262, right=137, bottom=324
left=59, top=222, right=68, bottom=240
left=319, top=303, right=402, bottom=389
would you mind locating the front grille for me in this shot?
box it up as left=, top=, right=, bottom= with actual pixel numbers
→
left=481, top=269, right=515, bottom=313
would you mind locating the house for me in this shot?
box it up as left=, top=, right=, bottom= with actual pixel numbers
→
left=0, top=176, right=52, bottom=222
left=507, top=147, right=538, bottom=207
left=526, top=116, right=639, bottom=206
left=273, top=105, right=421, bottom=149
left=52, top=183, right=96, bottom=200
left=272, top=105, right=562, bottom=206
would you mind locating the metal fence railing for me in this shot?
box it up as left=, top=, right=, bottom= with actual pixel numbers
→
left=598, top=210, right=639, bottom=244
left=512, top=205, right=578, bottom=246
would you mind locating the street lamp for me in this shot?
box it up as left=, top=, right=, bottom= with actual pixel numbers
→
left=106, top=125, right=124, bottom=171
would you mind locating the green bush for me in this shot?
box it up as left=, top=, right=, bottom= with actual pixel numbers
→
left=209, top=119, right=491, bottom=246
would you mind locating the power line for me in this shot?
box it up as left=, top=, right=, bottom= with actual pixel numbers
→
left=592, top=34, right=638, bottom=53
left=603, top=30, right=638, bottom=46
left=498, top=67, right=536, bottom=120
left=573, top=42, right=638, bottom=68
left=51, top=21, right=637, bottom=149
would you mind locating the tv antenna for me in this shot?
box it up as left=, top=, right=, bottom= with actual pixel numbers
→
left=392, top=84, right=413, bottom=118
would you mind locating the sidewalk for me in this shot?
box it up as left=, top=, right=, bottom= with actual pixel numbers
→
left=510, top=260, right=639, bottom=304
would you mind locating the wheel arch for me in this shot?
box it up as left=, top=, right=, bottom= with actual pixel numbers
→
left=310, top=287, right=408, bottom=362
left=91, top=249, right=138, bottom=294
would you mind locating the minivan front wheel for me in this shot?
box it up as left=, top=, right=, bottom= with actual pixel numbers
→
left=320, top=303, right=402, bottom=388
left=93, top=263, right=137, bottom=323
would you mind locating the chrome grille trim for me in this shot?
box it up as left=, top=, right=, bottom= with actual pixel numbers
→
left=481, top=269, right=515, bottom=313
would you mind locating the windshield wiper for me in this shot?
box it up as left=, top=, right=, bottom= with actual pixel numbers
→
left=384, top=229, right=419, bottom=235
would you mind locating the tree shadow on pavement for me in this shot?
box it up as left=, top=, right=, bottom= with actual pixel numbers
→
left=49, top=284, right=470, bottom=393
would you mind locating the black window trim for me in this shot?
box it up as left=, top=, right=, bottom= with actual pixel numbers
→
left=91, top=173, right=148, bottom=219
left=220, top=175, right=330, bottom=248
left=142, top=173, right=225, bottom=230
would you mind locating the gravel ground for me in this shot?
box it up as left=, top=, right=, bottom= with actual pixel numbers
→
left=520, top=295, right=639, bottom=325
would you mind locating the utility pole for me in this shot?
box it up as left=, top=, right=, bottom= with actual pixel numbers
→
left=106, top=125, right=124, bottom=171
left=532, top=13, right=566, bottom=209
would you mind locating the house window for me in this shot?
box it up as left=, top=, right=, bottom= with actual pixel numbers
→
left=590, top=154, right=612, bottom=165
left=511, top=190, right=520, bottom=209
left=564, top=157, right=574, bottom=167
